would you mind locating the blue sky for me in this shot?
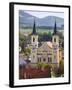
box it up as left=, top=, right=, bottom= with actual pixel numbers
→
left=24, top=11, right=64, bottom=19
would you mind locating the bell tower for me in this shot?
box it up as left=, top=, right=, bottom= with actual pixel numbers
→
left=52, top=21, right=59, bottom=65
left=31, top=20, right=38, bottom=64
left=31, top=20, right=38, bottom=48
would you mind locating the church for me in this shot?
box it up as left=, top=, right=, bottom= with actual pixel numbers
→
left=27, top=20, right=63, bottom=67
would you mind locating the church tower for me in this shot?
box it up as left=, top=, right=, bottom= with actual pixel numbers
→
left=52, top=21, right=60, bottom=65
left=31, top=20, right=38, bottom=64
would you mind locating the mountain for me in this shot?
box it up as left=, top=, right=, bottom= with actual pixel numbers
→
left=19, top=10, right=37, bottom=27
left=19, top=10, right=64, bottom=29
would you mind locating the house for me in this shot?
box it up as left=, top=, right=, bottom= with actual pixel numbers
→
left=19, top=67, right=51, bottom=79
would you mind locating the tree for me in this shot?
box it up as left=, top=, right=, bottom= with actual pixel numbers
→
left=53, top=66, right=61, bottom=77
left=24, top=48, right=31, bottom=58
left=58, top=32, right=64, bottom=39
left=47, top=31, right=52, bottom=41
left=37, top=63, right=51, bottom=70
left=37, top=62, right=43, bottom=69
left=19, top=32, right=27, bottom=52
left=38, top=31, right=52, bottom=42
left=52, top=60, right=64, bottom=77
left=59, top=60, right=64, bottom=75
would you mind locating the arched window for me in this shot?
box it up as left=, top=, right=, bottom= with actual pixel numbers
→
left=48, top=57, right=50, bottom=62
left=33, top=37, right=35, bottom=42
left=48, top=57, right=52, bottom=62
left=38, top=57, right=41, bottom=62
left=54, top=38, right=56, bottom=42
left=43, top=58, right=46, bottom=62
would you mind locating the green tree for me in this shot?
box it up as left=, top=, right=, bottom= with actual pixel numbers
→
left=37, top=63, right=51, bottom=70
left=37, top=62, right=43, bottom=69
left=58, top=32, right=64, bottom=39
left=53, top=66, right=61, bottom=77
left=19, top=32, right=27, bottom=52
left=24, top=48, right=31, bottom=57
left=53, top=60, right=64, bottom=77
left=59, top=60, right=64, bottom=75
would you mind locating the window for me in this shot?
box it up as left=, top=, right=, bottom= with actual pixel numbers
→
left=38, top=57, right=41, bottom=62
left=33, top=37, right=35, bottom=42
left=38, top=58, right=39, bottom=62
left=54, top=38, right=56, bottom=42
left=48, top=57, right=49, bottom=62
left=43, top=58, right=46, bottom=62
left=40, top=58, right=41, bottom=62
left=50, top=57, right=52, bottom=62
left=48, top=57, right=52, bottom=62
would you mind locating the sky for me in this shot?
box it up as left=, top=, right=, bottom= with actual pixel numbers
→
left=24, top=11, right=64, bottom=19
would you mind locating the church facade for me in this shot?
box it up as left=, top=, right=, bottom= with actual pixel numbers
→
left=28, top=20, right=62, bottom=66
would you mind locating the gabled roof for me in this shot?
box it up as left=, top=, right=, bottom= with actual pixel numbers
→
left=37, top=41, right=53, bottom=52
left=47, top=42, right=53, bottom=48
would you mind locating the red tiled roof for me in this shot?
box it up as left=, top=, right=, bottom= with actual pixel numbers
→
left=19, top=68, right=51, bottom=79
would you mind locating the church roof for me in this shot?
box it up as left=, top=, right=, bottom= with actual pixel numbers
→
left=37, top=41, right=53, bottom=52
left=32, top=20, right=36, bottom=35
left=47, top=42, right=53, bottom=48
left=53, top=21, right=58, bottom=35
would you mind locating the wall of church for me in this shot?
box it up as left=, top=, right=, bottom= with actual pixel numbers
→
left=52, top=35, right=60, bottom=64
left=37, top=54, right=52, bottom=64
left=52, top=35, right=59, bottom=45
left=31, top=35, right=38, bottom=48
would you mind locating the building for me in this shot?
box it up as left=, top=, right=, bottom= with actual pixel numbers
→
left=37, top=42, right=52, bottom=64
left=27, top=20, right=63, bottom=66
left=52, top=21, right=60, bottom=65
left=30, top=20, right=38, bottom=64
left=19, top=20, right=64, bottom=79
left=19, top=67, right=51, bottom=79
